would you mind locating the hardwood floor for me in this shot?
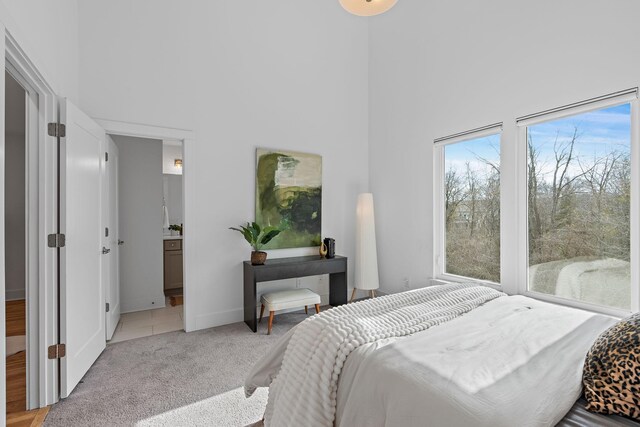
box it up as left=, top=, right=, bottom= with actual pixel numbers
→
left=5, top=300, right=49, bottom=427
left=6, top=299, right=26, bottom=336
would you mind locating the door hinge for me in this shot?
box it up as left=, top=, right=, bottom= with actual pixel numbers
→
left=106, top=302, right=110, bottom=313
left=105, top=152, right=109, bottom=162
left=48, top=344, right=66, bottom=360
left=47, top=233, right=66, bottom=248
left=105, top=227, right=109, bottom=237
left=47, top=122, right=66, bottom=138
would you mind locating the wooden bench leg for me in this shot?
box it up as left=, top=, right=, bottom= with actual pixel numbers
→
left=259, top=304, right=265, bottom=323
left=305, top=305, right=308, bottom=315
left=315, top=304, right=321, bottom=314
left=350, top=288, right=357, bottom=303
left=268, top=311, right=275, bottom=335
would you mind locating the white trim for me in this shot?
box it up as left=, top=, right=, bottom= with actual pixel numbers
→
left=499, top=125, right=518, bottom=296
left=433, top=125, right=503, bottom=284
left=5, top=61, right=41, bottom=409
left=96, top=119, right=196, bottom=332
left=4, top=28, right=59, bottom=408
left=435, top=273, right=501, bottom=290
left=515, top=124, right=529, bottom=297
left=119, top=293, right=168, bottom=314
left=94, top=119, right=194, bottom=141
left=630, top=100, right=640, bottom=313
left=516, top=89, right=638, bottom=127
left=196, top=308, right=243, bottom=331
left=517, top=93, right=638, bottom=315
left=522, top=290, right=627, bottom=319
left=434, top=123, right=503, bottom=146
left=5, top=289, right=26, bottom=300
left=0, top=19, right=7, bottom=420
left=433, top=144, right=445, bottom=278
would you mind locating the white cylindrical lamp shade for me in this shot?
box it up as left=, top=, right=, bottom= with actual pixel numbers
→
left=339, top=0, right=398, bottom=17
left=355, top=193, right=379, bottom=290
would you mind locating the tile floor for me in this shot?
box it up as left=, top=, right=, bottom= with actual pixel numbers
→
left=109, top=297, right=183, bottom=343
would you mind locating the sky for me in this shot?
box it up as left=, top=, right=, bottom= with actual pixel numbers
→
left=444, top=134, right=500, bottom=177
left=444, top=103, right=631, bottom=180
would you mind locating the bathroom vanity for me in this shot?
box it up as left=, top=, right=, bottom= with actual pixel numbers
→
left=163, top=236, right=183, bottom=295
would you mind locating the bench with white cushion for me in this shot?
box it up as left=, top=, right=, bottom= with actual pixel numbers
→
left=260, top=288, right=321, bottom=335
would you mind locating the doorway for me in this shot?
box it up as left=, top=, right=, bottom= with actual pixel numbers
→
left=4, top=67, right=48, bottom=424
left=107, top=136, right=185, bottom=343
left=1, top=32, right=194, bottom=410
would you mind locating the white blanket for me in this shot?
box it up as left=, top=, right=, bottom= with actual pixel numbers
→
left=246, top=288, right=618, bottom=427
left=335, top=295, right=616, bottom=427
left=245, top=283, right=505, bottom=427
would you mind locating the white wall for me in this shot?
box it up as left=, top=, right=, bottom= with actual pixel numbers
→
left=4, top=71, right=25, bottom=300
left=1, top=0, right=79, bottom=102
left=78, top=1, right=370, bottom=330
left=368, top=0, right=640, bottom=294
left=114, top=135, right=166, bottom=312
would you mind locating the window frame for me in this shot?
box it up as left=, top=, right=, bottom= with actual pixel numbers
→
left=433, top=91, right=640, bottom=317
left=515, top=94, right=640, bottom=317
left=433, top=124, right=504, bottom=288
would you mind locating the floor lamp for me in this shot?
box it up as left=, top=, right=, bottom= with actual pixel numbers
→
left=351, top=193, right=380, bottom=302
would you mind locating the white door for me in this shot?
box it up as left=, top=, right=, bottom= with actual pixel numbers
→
left=59, top=98, right=106, bottom=398
left=105, top=136, right=120, bottom=340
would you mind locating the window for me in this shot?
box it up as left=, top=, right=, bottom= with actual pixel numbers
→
left=525, top=103, right=632, bottom=310
left=437, top=130, right=501, bottom=283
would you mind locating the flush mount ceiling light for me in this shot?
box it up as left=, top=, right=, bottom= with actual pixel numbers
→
left=174, top=159, right=183, bottom=168
left=339, top=0, right=398, bottom=16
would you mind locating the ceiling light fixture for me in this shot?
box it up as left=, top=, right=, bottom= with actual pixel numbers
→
left=174, top=159, right=183, bottom=168
left=339, top=0, right=397, bottom=17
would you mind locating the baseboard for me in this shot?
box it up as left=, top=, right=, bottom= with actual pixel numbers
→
left=121, top=294, right=167, bottom=313
left=5, top=289, right=26, bottom=301
left=193, top=294, right=333, bottom=332
left=195, top=308, right=244, bottom=330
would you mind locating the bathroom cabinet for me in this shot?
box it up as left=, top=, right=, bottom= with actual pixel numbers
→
left=163, top=238, right=183, bottom=293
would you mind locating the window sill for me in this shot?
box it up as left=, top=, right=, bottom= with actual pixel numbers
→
left=435, top=274, right=627, bottom=319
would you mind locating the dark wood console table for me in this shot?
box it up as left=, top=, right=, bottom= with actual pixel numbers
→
left=243, top=255, right=348, bottom=332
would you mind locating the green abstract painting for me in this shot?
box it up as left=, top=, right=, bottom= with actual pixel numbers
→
left=256, top=148, right=322, bottom=249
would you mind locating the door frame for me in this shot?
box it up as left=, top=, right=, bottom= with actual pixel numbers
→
left=1, top=28, right=60, bottom=409
left=95, top=119, right=196, bottom=332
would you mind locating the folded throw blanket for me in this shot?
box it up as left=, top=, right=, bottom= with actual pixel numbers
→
left=259, top=283, right=505, bottom=427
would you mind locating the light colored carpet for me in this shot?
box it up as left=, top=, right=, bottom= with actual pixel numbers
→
left=44, top=311, right=308, bottom=427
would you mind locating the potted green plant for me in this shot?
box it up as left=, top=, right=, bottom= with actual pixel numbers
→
left=229, top=222, right=282, bottom=265
left=169, top=224, right=182, bottom=236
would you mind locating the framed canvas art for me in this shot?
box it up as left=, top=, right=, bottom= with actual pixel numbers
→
left=256, top=148, right=322, bottom=249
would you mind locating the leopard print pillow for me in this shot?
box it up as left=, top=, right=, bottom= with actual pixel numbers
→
left=583, top=312, right=640, bottom=419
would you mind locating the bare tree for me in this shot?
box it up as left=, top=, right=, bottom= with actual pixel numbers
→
left=465, top=162, right=479, bottom=237
left=445, top=168, right=465, bottom=230
left=549, top=127, right=586, bottom=230
left=528, top=137, right=543, bottom=250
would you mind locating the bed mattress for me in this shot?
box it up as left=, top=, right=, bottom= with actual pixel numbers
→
left=246, top=285, right=635, bottom=427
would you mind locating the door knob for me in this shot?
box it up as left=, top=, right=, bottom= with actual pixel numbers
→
left=102, top=247, right=111, bottom=254
left=118, top=240, right=124, bottom=246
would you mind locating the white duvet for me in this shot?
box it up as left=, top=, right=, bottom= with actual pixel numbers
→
left=246, top=290, right=616, bottom=427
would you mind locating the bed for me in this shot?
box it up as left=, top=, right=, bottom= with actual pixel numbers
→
left=245, top=283, right=639, bottom=427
